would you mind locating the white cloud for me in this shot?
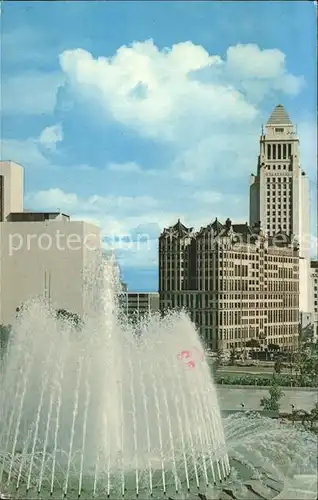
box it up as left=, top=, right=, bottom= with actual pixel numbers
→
left=1, top=72, right=63, bottom=115
left=171, top=128, right=259, bottom=183
left=26, top=188, right=78, bottom=212
left=59, top=40, right=259, bottom=141
left=226, top=44, right=304, bottom=92
left=38, top=123, right=63, bottom=151
left=24, top=187, right=180, bottom=269
left=56, top=40, right=307, bottom=190
left=2, top=39, right=313, bottom=273
left=26, top=188, right=158, bottom=216
left=59, top=40, right=303, bottom=145
left=1, top=125, right=64, bottom=168
left=25, top=188, right=167, bottom=241
left=0, top=138, right=50, bottom=168
left=226, top=44, right=287, bottom=80
left=225, top=44, right=304, bottom=99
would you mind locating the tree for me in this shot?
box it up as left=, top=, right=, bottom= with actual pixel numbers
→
left=268, top=343, right=280, bottom=351
left=55, top=309, right=82, bottom=328
left=211, top=349, right=222, bottom=376
left=229, top=347, right=236, bottom=366
left=246, top=339, right=260, bottom=348
left=291, top=403, right=318, bottom=434
left=294, top=343, right=318, bottom=386
left=299, top=322, right=314, bottom=344
left=309, top=402, right=318, bottom=433
left=260, top=381, right=284, bottom=411
left=274, top=358, right=283, bottom=374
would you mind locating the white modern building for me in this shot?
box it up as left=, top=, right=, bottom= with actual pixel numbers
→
left=119, top=292, right=160, bottom=319
left=250, top=104, right=311, bottom=315
left=0, top=161, right=101, bottom=325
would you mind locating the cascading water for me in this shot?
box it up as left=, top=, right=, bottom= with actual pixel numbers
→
left=0, top=255, right=230, bottom=499
left=223, top=412, right=317, bottom=498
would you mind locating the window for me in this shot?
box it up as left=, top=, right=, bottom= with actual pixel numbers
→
left=275, top=128, right=284, bottom=133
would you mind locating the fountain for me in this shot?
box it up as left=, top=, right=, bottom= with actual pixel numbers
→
left=0, top=256, right=229, bottom=499
left=0, top=255, right=316, bottom=499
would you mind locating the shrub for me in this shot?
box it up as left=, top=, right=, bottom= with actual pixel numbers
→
left=260, top=383, right=284, bottom=411
left=215, top=372, right=316, bottom=387
left=55, top=309, right=82, bottom=329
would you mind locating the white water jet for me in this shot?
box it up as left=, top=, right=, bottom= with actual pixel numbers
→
left=0, top=255, right=229, bottom=499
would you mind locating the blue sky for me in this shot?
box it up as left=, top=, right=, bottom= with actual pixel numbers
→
left=1, top=1, right=317, bottom=290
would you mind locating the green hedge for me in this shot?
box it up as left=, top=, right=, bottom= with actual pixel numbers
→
left=215, top=373, right=317, bottom=388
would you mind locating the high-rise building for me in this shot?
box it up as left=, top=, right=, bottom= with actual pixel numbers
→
left=249, top=104, right=311, bottom=314
left=119, top=292, right=159, bottom=320
left=0, top=161, right=101, bottom=325
left=159, top=218, right=299, bottom=350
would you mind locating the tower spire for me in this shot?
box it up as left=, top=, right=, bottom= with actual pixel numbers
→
left=267, top=104, right=292, bottom=125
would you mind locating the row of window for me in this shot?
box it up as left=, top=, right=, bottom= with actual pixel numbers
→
left=266, top=207, right=291, bottom=213
left=264, top=164, right=293, bottom=171
left=266, top=197, right=288, bottom=203
left=160, top=292, right=298, bottom=301
left=266, top=143, right=292, bottom=160
left=266, top=176, right=292, bottom=183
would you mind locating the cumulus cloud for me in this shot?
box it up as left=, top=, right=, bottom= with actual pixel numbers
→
left=223, top=45, right=305, bottom=102
left=56, top=40, right=306, bottom=190
left=3, top=38, right=313, bottom=275
left=38, top=123, right=63, bottom=151
left=225, top=44, right=304, bottom=93
left=59, top=40, right=259, bottom=141
left=58, top=40, right=303, bottom=145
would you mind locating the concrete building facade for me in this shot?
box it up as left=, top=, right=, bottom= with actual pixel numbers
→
left=249, top=104, right=311, bottom=314
left=0, top=161, right=101, bottom=325
left=119, top=292, right=160, bottom=320
left=159, top=218, right=299, bottom=351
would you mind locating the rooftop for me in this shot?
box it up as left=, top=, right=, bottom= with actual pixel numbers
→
left=267, top=104, right=293, bottom=125
left=6, top=212, right=70, bottom=222
left=160, top=218, right=296, bottom=249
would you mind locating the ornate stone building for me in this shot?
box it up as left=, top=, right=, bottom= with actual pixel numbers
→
left=159, top=218, right=299, bottom=351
